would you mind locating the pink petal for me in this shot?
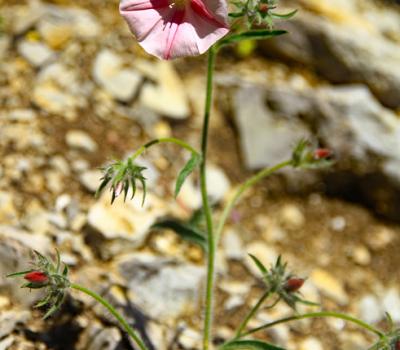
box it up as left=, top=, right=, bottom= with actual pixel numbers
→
left=120, top=0, right=230, bottom=60
left=190, top=0, right=228, bottom=28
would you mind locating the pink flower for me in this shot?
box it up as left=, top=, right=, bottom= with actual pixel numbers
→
left=120, top=0, right=229, bottom=60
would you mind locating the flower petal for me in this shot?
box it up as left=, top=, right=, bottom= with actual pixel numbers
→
left=120, top=0, right=172, bottom=42
left=183, top=5, right=229, bottom=55
left=190, top=0, right=228, bottom=28
left=120, top=0, right=230, bottom=59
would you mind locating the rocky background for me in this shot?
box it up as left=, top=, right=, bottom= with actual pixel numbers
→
left=1, top=0, right=400, bottom=349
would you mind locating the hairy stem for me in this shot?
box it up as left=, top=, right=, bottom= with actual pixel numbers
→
left=202, top=46, right=217, bottom=350
left=240, top=311, right=385, bottom=339
left=215, top=160, right=292, bottom=243
left=131, top=137, right=199, bottom=161
left=71, top=283, right=149, bottom=350
left=234, top=290, right=271, bottom=338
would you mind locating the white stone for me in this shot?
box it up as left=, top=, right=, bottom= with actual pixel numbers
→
left=351, top=245, right=371, bottom=266
left=0, top=336, right=14, bottom=350
left=382, top=288, right=400, bottom=322
left=17, top=40, right=55, bottom=67
left=66, top=130, right=98, bottom=152
left=140, top=61, right=189, bottom=119
left=299, top=337, right=323, bottom=350
left=310, top=268, right=348, bottom=305
left=88, top=191, right=166, bottom=244
left=245, top=241, right=278, bottom=277
left=119, top=255, right=205, bottom=322
left=33, top=82, right=79, bottom=116
left=225, top=295, right=245, bottom=310
left=178, top=328, right=202, bottom=349
left=93, top=49, right=142, bottom=102
left=206, top=165, right=231, bottom=203
left=358, top=295, right=382, bottom=324
left=0, top=311, right=30, bottom=338
left=279, top=204, right=305, bottom=229
left=5, top=109, right=37, bottom=122
left=79, top=169, right=102, bottom=193
left=330, top=216, right=346, bottom=232
left=222, top=229, right=244, bottom=260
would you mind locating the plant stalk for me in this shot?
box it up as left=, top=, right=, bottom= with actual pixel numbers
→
left=215, top=160, right=292, bottom=243
left=240, top=311, right=385, bottom=339
left=131, top=137, right=199, bottom=161
left=234, top=290, right=271, bottom=338
left=201, top=46, right=217, bottom=350
left=71, top=283, right=149, bottom=350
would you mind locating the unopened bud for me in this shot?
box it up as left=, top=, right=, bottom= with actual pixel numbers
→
left=114, top=182, right=124, bottom=197
left=259, top=3, right=269, bottom=13
left=284, top=278, right=304, bottom=293
left=313, top=148, right=332, bottom=160
left=24, top=271, right=49, bottom=284
left=395, top=340, right=400, bottom=350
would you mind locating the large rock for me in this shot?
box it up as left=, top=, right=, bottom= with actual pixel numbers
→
left=117, top=253, right=205, bottom=323
left=233, top=85, right=310, bottom=169
left=93, top=49, right=142, bottom=102
left=232, top=82, right=400, bottom=220
left=262, top=0, right=400, bottom=108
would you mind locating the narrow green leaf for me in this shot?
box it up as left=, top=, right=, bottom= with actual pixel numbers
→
left=152, top=219, right=207, bottom=250
left=6, top=270, right=34, bottom=278
left=55, top=249, right=61, bottom=273
left=43, top=304, right=58, bottom=320
left=175, top=153, right=201, bottom=198
left=95, top=175, right=110, bottom=198
left=228, top=12, right=244, bottom=17
left=220, top=340, right=286, bottom=350
left=62, top=264, right=69, bottom=277
left=270, top=9, right=298, bottom=19
left=218, top=30, right=287, bottom=47
left=139, top=177, right=147, bottom=207
left=248, top=254, right=268, bottom=275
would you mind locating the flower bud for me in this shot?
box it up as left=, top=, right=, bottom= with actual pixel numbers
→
left=259, top=3, right=269, bottom=13
left=396, top=340, right=400, bottom=350
left=24, top=271, right=49, bottom=284
left=313, top=148, right=332, bottom=160
left=284, top=278, right=304, bottom=293
left=114, top=182, right=124, bottom=198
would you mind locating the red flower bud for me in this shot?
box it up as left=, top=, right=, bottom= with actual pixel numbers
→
left=259, top=3, right=269, bottom=13
left=24, top=271, right=49, bottom=284
left=284, top=278, right=304, bottom=293
left=396, top=340, right=400, bottom=350
left=313, top=148, right=332, bottom=160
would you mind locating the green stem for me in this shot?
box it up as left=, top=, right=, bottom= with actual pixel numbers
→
left=234, top=290, right=271, bottom=338
left=70, top=283, right=149, bottom=350
left=215, top=160, right=292, bottom=243
left=240, top=311, right=385, bottom=339
left=202, top=46, right=217, bottom=350
left=131, top=137, right=199, bottom=161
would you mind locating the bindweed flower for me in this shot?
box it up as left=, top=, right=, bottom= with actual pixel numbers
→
left=119, top=0, right=229, bottom=59
left=249, top=254, right=317, bottom=310
left=7, top=250, right=70, bottom=319
left=96, top=157, right=147, bottom=205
